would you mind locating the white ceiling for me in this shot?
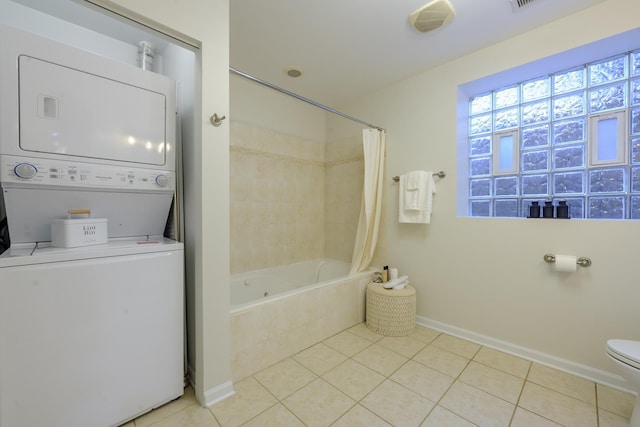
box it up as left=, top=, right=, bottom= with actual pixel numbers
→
left=230, top=0, right=605, bottom=107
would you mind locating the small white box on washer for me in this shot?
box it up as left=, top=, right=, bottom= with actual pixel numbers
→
left=51, top=210, right=108, bottom=248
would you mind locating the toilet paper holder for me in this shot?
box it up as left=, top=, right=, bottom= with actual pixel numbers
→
left=543, top=253, right=592, bottom=267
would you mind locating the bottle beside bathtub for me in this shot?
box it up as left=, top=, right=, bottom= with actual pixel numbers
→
left=372, top=266, right=408, bottom=290
left=373, top=270, right=383, bottom=283
left=372, top=265, right=389, bottom=283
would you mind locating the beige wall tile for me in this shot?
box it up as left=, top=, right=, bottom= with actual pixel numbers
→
left=230, top=347, right=254, bottom=383
left=230, top=121, right=332, bottom=274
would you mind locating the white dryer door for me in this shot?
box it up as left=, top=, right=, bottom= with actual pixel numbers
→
left=19, top=55, right=168, bottom=166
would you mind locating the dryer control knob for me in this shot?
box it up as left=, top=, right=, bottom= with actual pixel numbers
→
left=14, top=162, right=37, bottom=179
left=155, top=174, right=169, bottom=188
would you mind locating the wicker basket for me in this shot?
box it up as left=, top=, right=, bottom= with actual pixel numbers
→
left=366, top=282, right=416, bottom=336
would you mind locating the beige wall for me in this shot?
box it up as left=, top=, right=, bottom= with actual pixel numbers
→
left=336, top=0, right=640, bottom=384
left=230, top=74, right=326, bottom=142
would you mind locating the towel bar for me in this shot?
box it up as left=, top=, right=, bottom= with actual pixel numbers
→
left=392, top=171, right=445, bottom=182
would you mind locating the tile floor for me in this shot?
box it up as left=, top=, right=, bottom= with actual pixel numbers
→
left=125, top=323, right=636, bottom=427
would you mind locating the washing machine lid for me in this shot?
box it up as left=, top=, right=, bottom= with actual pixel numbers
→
left=606, top=339, right=640, bottom=370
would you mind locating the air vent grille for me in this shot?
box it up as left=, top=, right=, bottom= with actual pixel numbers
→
left=409, top=0, right=456, bottom=33
left=511, top=0, right=537, bottom=12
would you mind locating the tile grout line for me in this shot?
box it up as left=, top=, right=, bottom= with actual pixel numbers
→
left=507, top=357, right=533, bottom=427
left=430, top=342, right=482, bottom=427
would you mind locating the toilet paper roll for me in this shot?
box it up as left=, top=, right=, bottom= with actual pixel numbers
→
left=555, top=255, right=577, bottom=272
left=389, top=268, right=398, bottom=280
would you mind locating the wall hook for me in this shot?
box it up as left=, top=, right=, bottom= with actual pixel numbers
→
left=209, top=113, right=226, bottom=127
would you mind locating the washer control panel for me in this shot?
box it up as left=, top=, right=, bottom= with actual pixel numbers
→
left=1, top=155, right=175, bottom=191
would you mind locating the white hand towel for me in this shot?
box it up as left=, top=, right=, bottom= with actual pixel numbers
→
left=406, top=172, right=421, bottom=191
left=383, top=275, right=409, bottom=289
left=399, top=171, right=436, bottom=224
left=403, top=171, right=428, bottom=210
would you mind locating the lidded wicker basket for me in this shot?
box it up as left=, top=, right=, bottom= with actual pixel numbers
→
left=366, top=282, right=416, bottom=336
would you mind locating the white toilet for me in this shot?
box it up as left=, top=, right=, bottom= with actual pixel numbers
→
left=606, top=339, right=640, bottom=427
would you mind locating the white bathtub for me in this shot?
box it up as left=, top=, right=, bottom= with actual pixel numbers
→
left=231, top=258, right=355, bottom=308
left=229, top=258, right=374, bottom=382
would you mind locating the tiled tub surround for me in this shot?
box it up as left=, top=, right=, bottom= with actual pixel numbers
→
left=324, top=135, right=364, bottom=263
left=230, top=121, right=325, bottom=274
left=230, top=121, right=364, bottom=274
left=230, top=268, right=374, bottom=382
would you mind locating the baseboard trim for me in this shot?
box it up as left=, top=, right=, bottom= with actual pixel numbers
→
left=416, top=315, right=633, bottom=394
left=203, top=380, right=235, bottom=407
left=186, top=365, right=235, bottom=407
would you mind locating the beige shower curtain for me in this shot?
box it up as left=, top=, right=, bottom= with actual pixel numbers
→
left=350, top=128, right=386, bottom=274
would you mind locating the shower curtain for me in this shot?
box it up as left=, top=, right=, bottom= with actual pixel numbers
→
left=350, top=128, right=386, bottom=274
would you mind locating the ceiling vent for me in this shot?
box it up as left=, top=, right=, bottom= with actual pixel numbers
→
left=510, top=0, right=537, bottom=12
left=409, top=0, right=456, bottom=33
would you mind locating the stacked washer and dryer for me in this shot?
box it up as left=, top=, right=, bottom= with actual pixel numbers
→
left=0, top=26, right=185, bottom=427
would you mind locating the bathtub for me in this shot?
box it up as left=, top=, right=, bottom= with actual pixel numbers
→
left=231, top=258, right=360, bottom=308
left=229, top=258, right=375, bottom=381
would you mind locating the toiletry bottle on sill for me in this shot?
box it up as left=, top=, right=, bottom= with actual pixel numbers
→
left=556, top=200, right=569, bottom=218
left=528, top=201, right=540, bottom=218
left=542, top=200, right=554, bottom=218
left=382, top=265, right=388, bottom=283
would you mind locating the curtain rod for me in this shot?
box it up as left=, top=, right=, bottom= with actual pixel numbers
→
left=229, top=67, right=385, bottom=131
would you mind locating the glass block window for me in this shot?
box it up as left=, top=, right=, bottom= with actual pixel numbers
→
left=467, top=49, right=640, bottom=219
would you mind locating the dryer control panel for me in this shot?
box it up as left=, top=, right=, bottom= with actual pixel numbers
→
left=1, top=155, right=175, bottom=192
